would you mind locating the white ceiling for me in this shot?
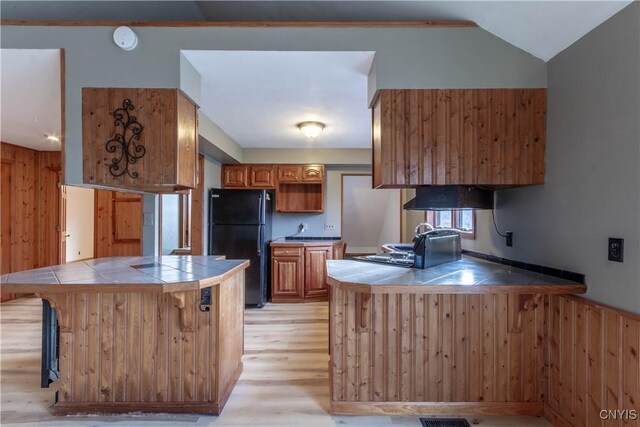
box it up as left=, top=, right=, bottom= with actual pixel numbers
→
left=184, top=51, right=375, bottom=149
left=0, top=49, right=62, bottom=151
left=193, top=1, right=634, bottom=61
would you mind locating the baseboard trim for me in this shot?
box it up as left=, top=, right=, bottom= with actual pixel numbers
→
left=330, top=401, right=544, bottom=416
left=52, top=401, right=219, bottom=415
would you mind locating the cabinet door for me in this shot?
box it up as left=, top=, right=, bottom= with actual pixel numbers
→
left=249, top=165, right=274, bottom=188
left=304, top=246, right=332, bottom=298
left=372, top=89, right=546, bottom=188
left=223, top=165, right=248, bottom=188
left=277, top=165, right=302, bottom=182
left=176, top=91, right=199, bottom=189
left=272, top=255, right=304, bottom=299
left=301, top=165, right=324, bottom=182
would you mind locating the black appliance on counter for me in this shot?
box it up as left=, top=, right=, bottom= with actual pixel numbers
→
left=41, top=300, right=59, bottom=388
left=354, top=229, right=461, bottom=269
left=208, top=189, right=272, bottom=308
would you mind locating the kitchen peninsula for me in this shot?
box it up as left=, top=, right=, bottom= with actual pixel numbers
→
left=1, top=256, right=249, bottom=415
left=326, top=257, right=586, bottom=416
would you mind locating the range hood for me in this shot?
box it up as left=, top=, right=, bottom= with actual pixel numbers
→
left=403, top=186, right=494, bottom=210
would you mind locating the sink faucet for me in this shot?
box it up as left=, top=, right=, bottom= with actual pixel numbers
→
left=415, top=222, right=434, bottom=235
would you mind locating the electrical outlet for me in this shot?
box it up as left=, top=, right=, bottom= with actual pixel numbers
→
left=608, top=238, right=624, bottom=262
left=200, top=288, right=211, bottom=305
left=506, top=231, right=513, bottom=247
left=324, top=223, right=335, bottom=231
left=299, top=223, right=308, bottom=233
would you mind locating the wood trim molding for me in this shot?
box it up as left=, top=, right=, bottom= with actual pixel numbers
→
left=560, top=293, right=640, bottom=322
left=0, top=20, right=477, bottom=28
left=330, top=401, right=544, bottom=416
left=59, top=49, right=65, bottom=184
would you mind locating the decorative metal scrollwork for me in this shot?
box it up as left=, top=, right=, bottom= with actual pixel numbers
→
left=105, top=99, right=145, bottom=178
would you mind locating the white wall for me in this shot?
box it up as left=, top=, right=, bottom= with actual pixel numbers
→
left=202, top=156, right=222, bottom=255
left=65, top=185, right=94, bottom=262
left=160, top=194, right=180, bottom=255
left=341, top=175, right=400, bottom=253
left=468, top=3, right=640, bottom=314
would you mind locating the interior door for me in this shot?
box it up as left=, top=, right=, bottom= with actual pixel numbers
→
left=59, top=176, right=67, bottom=264
left=94, top=190, right=142, bottom=257
left=1, top=162, right=12, bottom=301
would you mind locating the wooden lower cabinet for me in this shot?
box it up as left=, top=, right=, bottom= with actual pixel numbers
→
left=304, top=246, right=332, bottom=298
left=271, top=255, right=304, bottom=299
left=271, top=241, right=343, bottom=302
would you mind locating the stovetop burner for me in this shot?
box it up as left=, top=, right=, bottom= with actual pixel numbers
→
left=353, top=252, right=415, bottom=267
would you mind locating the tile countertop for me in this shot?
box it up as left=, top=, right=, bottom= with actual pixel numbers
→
left=326, top=256, right=587, bottom=295
left=271, top=239, right=343, bottom=247
left=0, top=256, right=249, bottom=294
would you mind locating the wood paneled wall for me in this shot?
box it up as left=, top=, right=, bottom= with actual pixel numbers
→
left=545, top=295, right=640, bottom=427
left=190, top=154, right=205, bottom=255
left=372, top=89, right=546, bottom=188
left=94, top=190, right=142, bottom=257
left=43, top=272, right=245, bottom=414
left=0, top=143, right=61, bottom=275
left=330, top=289, right=546, bottom=415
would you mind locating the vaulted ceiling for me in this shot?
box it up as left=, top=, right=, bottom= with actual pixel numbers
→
left=0, top=2, right=633, bottom=150
left=1, top=1, right=632, bottom=61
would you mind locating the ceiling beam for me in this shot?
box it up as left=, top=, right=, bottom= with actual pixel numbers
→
left=0, top=20, right=477, bottom=28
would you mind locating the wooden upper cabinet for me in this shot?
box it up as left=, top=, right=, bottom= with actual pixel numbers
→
left=83, top=88, right=199, bottom=193
left=249, top=165, right=275, bottom=188
left=301, top=165, right=324, bottom=182
left=277, top=165, right=302, bottom=182
left=372, top=89, right=546, bottom=188
left=223, top=165, right=248, bottom=188
left=221, top=163, right=325, bottom=212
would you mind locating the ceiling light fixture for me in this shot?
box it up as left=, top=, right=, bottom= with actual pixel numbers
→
left=297, top=121, right=325, bottom=139
left=45, top=135, right=60, bottom=142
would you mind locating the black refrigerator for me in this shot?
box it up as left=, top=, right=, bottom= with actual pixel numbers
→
left=208, top=189, right=272, bottom=308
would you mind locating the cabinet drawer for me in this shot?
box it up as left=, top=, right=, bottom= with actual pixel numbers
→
left=272, top=247, right=303, bottom=257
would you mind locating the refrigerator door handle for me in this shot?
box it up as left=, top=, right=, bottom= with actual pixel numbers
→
left=257, top=226, right=261, bottom=256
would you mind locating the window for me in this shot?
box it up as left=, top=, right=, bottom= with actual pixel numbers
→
left=160, top=192, right=192, bottom=255
left=426, top=209, right=476, bottom=239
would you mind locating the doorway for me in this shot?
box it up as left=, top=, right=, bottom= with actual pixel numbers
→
left=341, top=174, right=401, bottom=255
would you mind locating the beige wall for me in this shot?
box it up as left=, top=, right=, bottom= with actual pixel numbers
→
left=341, top=175, right=400, bottom=253
left=65, top=185, right=94, bottom=262
left=242, top=148, right=371, bottom=165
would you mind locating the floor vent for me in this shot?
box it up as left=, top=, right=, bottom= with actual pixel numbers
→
left=420, top=418, right=471, bottom=427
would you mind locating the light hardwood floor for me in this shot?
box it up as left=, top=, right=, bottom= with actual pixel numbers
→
left=0, top=296, right=552, bottom=426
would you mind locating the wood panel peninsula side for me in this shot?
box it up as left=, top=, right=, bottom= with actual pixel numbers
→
left=0, top=256, right=249, bottom=415
left=326, top=257, right=586, bottom=417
